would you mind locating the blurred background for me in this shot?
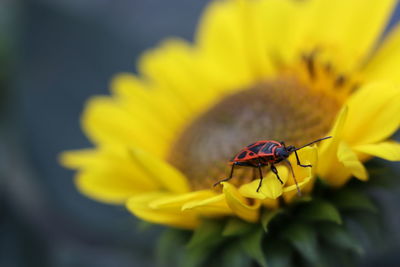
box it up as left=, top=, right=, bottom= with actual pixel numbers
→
left=1, top=0, right=400, bottom=266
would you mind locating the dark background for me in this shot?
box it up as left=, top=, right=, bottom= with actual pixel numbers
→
left=1, top=0, right=400, bottom=266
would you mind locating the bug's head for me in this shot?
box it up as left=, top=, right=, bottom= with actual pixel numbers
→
left=287, top=145, right=296, bottom=152
left=275, top=146, right=292, bottom=159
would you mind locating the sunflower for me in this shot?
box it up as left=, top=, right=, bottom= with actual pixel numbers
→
left=61, top=0, right=400, bottom=230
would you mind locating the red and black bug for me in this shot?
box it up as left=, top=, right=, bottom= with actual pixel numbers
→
left=214, top=136, right=332, bottom=194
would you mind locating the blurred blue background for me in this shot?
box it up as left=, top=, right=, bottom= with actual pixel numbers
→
left=1, top=0, right=400, bottom=266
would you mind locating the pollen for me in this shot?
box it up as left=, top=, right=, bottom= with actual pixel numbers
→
left=167, top=73, right=342, bottom=190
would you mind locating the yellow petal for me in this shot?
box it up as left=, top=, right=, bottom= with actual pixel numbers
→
left=295, top=145, right=319, bottom=167
left=129, top=147, right=190, bottom=194
left=353, top=141, right=400, bottom=161
left=61, top=146, right=152, bottom=174
left=60, top=149, right=100, bottom=169
left=343, top=82, right=400, bottom=145
left=283, top=176, right=312, bottom=193
left=300, top=0, right=396, bottom=70
left=338, top=142, right=368, bottom=181
left=239, top=165, right=288, bottom=200
left=284, top=146, right=317, bottom=187
left=74, top=171, right=141, bottom=204
left=126, top=193, right=199, bottom=229
left=282, top=176, right=313, bottom=203
left=82, top=96, right=165, bottom=157
left=182, top=194, right=232, bottom=216
left=318, top=106, right=348, bottom=178
left=318, top=107, right=360, bottom=187
left=111, top=73, right=184, bottom=126
left=196, top=0, right=254, bottom=86
left=150, top=190, right=217, bottom=210
left=282, top=147, right=316, bottom=202
left=61, top=147, right=160, bottom=204
left=363, top=23, right=400, bottom=83
left=111, top=73, right=180, bottom=148
left=138, top=39, right=223, bottom=114
left=240, top=0, right=303, bottom=75
left=222, top=182, right=260, bottom=222
left=196, top=0, right=310, bottom=82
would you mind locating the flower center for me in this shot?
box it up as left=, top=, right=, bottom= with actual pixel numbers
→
left=168, top=53, right=356, bottom=190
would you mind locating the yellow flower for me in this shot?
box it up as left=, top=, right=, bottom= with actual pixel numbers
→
left=61, top=0, right=400, bottom=229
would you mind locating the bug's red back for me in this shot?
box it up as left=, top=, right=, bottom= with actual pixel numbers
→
left=231, top=140, right=281, bottom=163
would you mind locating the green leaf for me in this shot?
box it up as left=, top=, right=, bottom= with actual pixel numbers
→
left=319, top=243, right=357, bottom=267
left=298, top=200, right=342, bottom=224
left=184, top=219, right=226, bottom=267
left=182, top=246, right=211, bottom=267
left=331, top=190, right=378, bottom=213
left=222, top=217, right=254, bottom=237
left=318, top=223, right=363, bottom=255
left=156, top=229, right=189, bottom=267
left=261, top=209, right=283, bottom=232
left=264, top=240, right=292, bottom=267
left=187, top=219, right=224, bottom=249
left=346, top=212, right=385, bottom=248
left=281, top=223, right=323, bottom=267
left=220, top=243, right=252, bottom=267
left=241, top=228, right=267, bottom=267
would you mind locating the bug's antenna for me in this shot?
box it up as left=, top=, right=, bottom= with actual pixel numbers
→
left=294, top=136, right=332, bottom=151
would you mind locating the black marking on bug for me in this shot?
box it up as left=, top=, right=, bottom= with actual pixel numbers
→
left=261, top=142, right=276, bottom=153
left=237, top=151, right=247, bottom=159
left=248, top=144, right=264, bottom=154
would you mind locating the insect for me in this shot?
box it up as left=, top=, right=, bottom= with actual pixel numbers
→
left=213, top=136, right=332, bottom=194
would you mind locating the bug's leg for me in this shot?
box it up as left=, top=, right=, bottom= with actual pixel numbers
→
left=294, top=150, right=312, bottom=168
left=270, top=164, right=284, bottom=184
left=256, top=164, right=264, bottom=192
left=213, top=163, right=236, bottom=187
left=284, top=159, right=301, bottom=196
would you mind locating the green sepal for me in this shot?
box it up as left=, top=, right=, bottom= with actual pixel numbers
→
left=241, top=228, right=267, bottom=267
left=156, top=228, right=190, bottom=267
left=317, top=223, right=363, bottom=255
left=298, top=199, right=342, bottom=224
left=183, top=245, right=212, bottom=267
left=222, top=217, right=254, bottom=237
left=346, top=212, right=385, bottom=248
left=281, top=223, right=323, bottom=267
left=264, top=241, right=292, bottom=267
left=261, top=209, right=283, bottom=233
left=331, top=189, right=378, bottom=213
left=187, top=219, right=224, bottom=249
left=220, top=243, right=252, bottom=267
left=184, top=219, right=226, bottom=267
left=319, top=243, right=357, bottom=267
